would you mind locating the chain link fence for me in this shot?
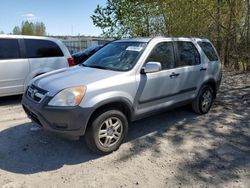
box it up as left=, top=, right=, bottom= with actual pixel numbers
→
left=61, top=38, right=111, bottom=54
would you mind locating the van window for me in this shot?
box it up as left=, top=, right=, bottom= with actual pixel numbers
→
left=146, top=42, right=175, bottom=70
left=176, top=41, right=200, bottom=67
left=198, top=42, right=219, bottom=61
left=24, top=39, right=64, bottom=58
left=0, top=39, right=20, bottom=60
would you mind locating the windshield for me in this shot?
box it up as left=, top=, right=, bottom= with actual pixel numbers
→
left=82, top=42, right=147, bottom=71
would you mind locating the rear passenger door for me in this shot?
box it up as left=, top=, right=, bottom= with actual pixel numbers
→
left=0, top=38, right=29, bottom=96
left=172, top=40, right=204, bottom=100
left=197, top=41, right=221, bottom=84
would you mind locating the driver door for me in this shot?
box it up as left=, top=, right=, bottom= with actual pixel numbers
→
left=136, top=42, right=181, bottom=111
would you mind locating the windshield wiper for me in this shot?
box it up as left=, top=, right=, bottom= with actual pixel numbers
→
left=80, top=64, right=108, bottom=70
left=88, top=65, right=109, bottom=70
left=80, top=64, right=88, bottom=67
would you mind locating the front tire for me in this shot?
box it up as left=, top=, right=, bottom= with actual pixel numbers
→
left=85, top=109, right=128, bottom=154
left=192, top=85, right=214, bottom=114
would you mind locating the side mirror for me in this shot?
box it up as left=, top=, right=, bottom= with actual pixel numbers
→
left=141, top=62, right=162, bottom=74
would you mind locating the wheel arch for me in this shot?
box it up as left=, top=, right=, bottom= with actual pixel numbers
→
left=84, top=98, right=134, bottom=133
left=202, top=79, right=217, bottom=99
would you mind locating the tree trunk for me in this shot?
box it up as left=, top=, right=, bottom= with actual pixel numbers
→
left=144, top=1, right=150, bottom=36
left=224, top=0, right=235, bottom=66
left=158, top=0, right=169, bottom=35
left=216, top=0, right=222, bottom=56
left=246, top=0, right=250, bottom=71
left=247, top=0, right=250, bottom=49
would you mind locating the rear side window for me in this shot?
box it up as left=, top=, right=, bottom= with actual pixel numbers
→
left=0, top=39, right=20, bottom=60
left=176, top=41, right=200, bottom=67
left=146, top=42, right=175, bottom=70
left=24, top=39, right=64, bottom=58
left=198, top=42, right=218, bottom=61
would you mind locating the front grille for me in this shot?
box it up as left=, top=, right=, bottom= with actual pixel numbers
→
left=27, top=85, right=48, bottom=103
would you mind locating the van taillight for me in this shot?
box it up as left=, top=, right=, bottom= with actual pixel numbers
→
left=67, top=58, right=75, bottom=66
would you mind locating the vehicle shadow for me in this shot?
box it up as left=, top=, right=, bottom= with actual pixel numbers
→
left=0, top=104, right=194, bottom=174
left=171, top=106, right=250, bottom=186
left=0, top=95, right=22, bottom=106
left=115, top=98, right=250, bottom=186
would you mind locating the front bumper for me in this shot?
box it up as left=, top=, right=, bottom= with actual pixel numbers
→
left=22, top=92, right=92, bottom=139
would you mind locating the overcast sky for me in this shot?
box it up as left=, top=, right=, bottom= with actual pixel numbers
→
left=0, top=0, right=105, bottom=36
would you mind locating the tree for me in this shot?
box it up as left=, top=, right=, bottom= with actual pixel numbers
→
left=21, top=21, right=35, bottom=35
left=34, top=22, right=46, bottom=36
left=216, top=0, right=222, bottom=55
left=92, top=0, right=250, bottom=70
left=245, top=0, right=250, bottom=70
left=13, top=26, right=21, bottom=35
left=91, top=0, right=164, bottom=37
left=91, top=1, right=122, bottom=38
left=12, top=21, right=46, bottom=36
left=246, top=0, right=250, bottom=53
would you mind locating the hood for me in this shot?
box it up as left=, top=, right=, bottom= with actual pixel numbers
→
left=32, top=66, right=122, bottom=96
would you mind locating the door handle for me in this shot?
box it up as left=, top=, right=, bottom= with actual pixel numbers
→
left=170, top=72, right=180, bottom=78
left=200, top=67, right=207, bottom=71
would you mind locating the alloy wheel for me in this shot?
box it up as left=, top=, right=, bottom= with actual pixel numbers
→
left=98, top=117, right=123, bottom=148
left=201, top=89, right=212, bottom=112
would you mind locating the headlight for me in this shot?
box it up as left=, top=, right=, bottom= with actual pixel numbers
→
left=48, top=86, right=86, bottom=107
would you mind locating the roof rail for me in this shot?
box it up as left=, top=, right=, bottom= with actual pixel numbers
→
left=149, top=35, right=208, bottom=39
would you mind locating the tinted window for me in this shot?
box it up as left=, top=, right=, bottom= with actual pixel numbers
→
left=24, top=39, right=63, bottom=58
left=146, top=42, right=175, bottom=70
left=176, top=41, right=200, bottom=67
left=0, top=39, right=20, bottom=60
left=198, top=42, right=218, bottom=61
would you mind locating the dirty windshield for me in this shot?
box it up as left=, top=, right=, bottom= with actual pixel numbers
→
left=82, top=42, right=147, bottom=71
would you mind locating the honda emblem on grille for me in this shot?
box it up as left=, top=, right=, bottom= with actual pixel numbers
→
left=31, top=89, right=38, bottom=98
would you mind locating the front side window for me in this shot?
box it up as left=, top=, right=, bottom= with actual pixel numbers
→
left=198, top=41, right=219, bottom=61
left=146, top=42, right=175, bottom=70
left=83, top=42, right=147, bottom=71
left=176, top=41, right=200, bottom=67
left=0, top=39, right=20, bottom=60
left=24, top=39, right=64, bottom=58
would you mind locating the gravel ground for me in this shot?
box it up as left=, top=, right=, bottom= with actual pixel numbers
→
left=0, top=71, right=249, bottom=188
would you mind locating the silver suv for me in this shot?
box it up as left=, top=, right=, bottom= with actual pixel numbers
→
left=22, top=37, right=222, bottom=154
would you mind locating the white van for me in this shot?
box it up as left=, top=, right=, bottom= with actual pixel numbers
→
left=0, top=35, right=73, bottom=97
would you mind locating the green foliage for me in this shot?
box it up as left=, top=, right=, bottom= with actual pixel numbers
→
left=92, top=0, right=250, bottom=69
left=92, top=0, right=168, bottom=37
left=34, top=22, right=46, bottom=36
left=13, top=21, right=46, bottom=36
left=21, top=21, right=35, bottom=35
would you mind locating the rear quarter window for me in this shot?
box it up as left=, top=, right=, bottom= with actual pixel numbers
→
left=24, top=39, right=64, bottom=58
left=198, top=42, right=219, bottom=61
left=0, top=39, right=20, bottom=60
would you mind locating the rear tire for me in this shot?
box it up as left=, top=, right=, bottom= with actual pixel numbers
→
left=85, top=109, right=128, bottom=155
left=192, top=85, right=214, bottom=114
